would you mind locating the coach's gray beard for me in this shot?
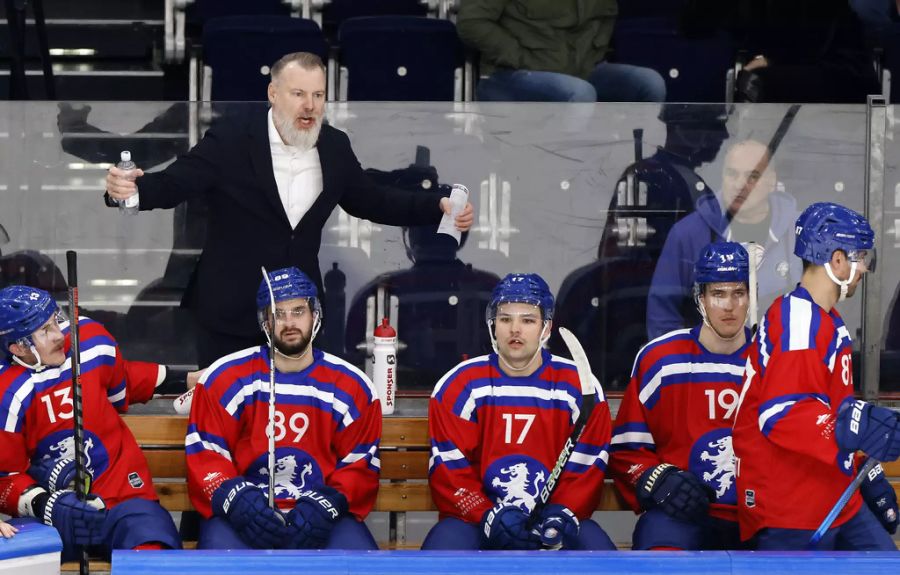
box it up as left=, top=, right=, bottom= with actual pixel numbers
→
left=274, top=111, right=323, bottom=151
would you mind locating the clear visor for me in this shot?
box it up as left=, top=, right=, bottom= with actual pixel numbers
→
left=847, top=249, right=876, bottom=273
left=20, top=310, right=66, bottom=346
left=701, top=283, right=749, bottom=309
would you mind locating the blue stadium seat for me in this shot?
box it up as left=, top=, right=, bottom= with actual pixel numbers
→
left=337, top=16, right=465, bottom=101
left=322, top=0, right=428, bottom=41
left=201, top=16, right=328, bottom=101
left=188, top=0, right=291, bottom=27
left=613, top=22, right=735, bottom=103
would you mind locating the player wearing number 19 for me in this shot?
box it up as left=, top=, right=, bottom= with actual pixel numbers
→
left=422, top=273, right=616, bottom=550
left=0, top=285, right=182, bottom=560
left=185, top=266, right=380, bottom=550
left=733, top=202, right=900, bottom=550
left=609, top=241, right=751, bottom=550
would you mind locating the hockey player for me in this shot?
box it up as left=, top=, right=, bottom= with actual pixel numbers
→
left=0, top=285, right=186, bottom=560
left=609, top=241, right=751, bottom=550
left=186, top=267, right=380, bottom=550
left=732, top=202, right=900, bottom=550
left=422, top=273, right=616, bottom=550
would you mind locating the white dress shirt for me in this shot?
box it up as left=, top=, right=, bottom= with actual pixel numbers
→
left=268, top=109, right=323, bottom=229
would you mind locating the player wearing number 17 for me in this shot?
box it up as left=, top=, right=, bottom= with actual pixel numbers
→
left=185, top=266, right=380, bottom=550
left=422, top=273, right=616, bottom=550
left=609, top=241, right=751, bottom=550
left=732, top=202, right=900, bottom=550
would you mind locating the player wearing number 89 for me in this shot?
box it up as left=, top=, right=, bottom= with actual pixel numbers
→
left=422, top=273, right=616, bottom=550
left=608, top=241, right=751, bottom=550
left=185, top=266, right=380, bottom=550
left=732, top=202, right=899, bottom=550
left=0, top=285, right=182, bottom=560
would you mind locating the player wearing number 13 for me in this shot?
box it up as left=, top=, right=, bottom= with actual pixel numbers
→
left=185, top=267, right=380, bottom=550
left=609, top=241, right=751, bottom=550
left=0, top=285, right=182, bottom=560
left=422, top=273, right=616, bottom=550
left=732, top=202, right=900, bottom=550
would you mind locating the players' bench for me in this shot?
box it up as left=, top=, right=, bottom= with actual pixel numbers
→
left=60, top=414, right=900, bottom=571
left=123, top=414, right=628, bottom=545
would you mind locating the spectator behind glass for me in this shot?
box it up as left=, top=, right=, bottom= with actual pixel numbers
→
left=457, top=0, right=666, bottom=102
left=646, top=139, right=800, bottom=340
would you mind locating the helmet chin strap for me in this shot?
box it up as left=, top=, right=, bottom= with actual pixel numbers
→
left=11, top=340, right=49, bottom=372
left=825, top=261, right=857, bottom=302
left=490, top=321, right=551, bottom=373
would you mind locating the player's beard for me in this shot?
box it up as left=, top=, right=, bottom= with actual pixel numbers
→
left=274, top=108, right=323, bottom=151
left=274, top=326, right=312, bottom=357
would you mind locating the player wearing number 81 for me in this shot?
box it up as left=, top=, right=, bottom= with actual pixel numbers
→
left=609, top=241, right=751, bottom=550
left=185, top=266, right=380, bottom=550
left=422, top=273, right=616, bottom=550
left=732, top=202, right=900, bottom=550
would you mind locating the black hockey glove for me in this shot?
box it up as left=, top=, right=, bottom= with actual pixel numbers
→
left=636, top=463, right=711, bottom=522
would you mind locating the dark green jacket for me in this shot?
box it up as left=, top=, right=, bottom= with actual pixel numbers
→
left=457, top=0, right=619, bottom=79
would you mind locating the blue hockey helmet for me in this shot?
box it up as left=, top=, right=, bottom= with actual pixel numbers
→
left=0, top=285, right=59, bottom=350
left=794, top=202, right=874, bottom=266
left=257, top=267, right=318, bottom=308
left=486, top=273, right=555, bottom=322
left=694, top=241, right=750, bottom=285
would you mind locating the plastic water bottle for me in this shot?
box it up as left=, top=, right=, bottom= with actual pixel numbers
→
left=437, top=183, right=469, bottom=244
left=372, top=318, right=397, bottom=415
left=117, top=151, right=139, bottom=215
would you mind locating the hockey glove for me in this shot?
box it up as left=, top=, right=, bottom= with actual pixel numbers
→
left=211, top=477, right=288, bottom=549
left=538, top=504, right=580, bottom=550
left=35, top=489, right=106, bottom=548
left=480, top=504, right=541, bottom=550
left=636, top=463, right=711, bottom=522
left=859, top=460, right=899, bottom=534
left=836, top=398, right=900, bottom=462
left=28, top=458, right=84, bottom=493
left=285, top=486, right=349, bottom=549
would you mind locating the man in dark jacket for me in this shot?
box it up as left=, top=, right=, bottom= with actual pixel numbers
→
left=105, top=52, right=474, bottom=366
left=457, top=0, right=665, bottom=102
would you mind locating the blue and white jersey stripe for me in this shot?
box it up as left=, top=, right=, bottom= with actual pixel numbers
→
left=185, top=423, right=232, bottom=461
left=564, top=442, right=610, bottom=474
left=758, top=393, right=830, bottom=437
left=610, top=422, right=655, bottom=452
left=337, top=440, right=380, bottom=473
left=429, top=439, right=469, bottom=474
left=638, top=359, right=746, bottom=409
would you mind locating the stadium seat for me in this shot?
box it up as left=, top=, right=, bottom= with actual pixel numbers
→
left=613, top=21, right=736, bottom=103
left=321, top=0, right=429, bottom=42
left=337, top=16, right=465, bottom=101
left=200, top=15, right=328, bottom=101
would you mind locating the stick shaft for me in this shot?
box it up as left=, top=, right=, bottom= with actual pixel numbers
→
left=65, top=250, right=90, bottom=575
left=808, top=458, right=877, bottom=548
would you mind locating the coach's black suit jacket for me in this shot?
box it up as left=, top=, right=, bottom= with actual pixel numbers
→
left=137, top=109, right=442, bottom=339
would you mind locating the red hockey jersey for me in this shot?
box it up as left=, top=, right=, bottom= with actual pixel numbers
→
left=732, top=285, right=860, bottom=540
left=0, top=317, right=162, bottom=515
left=186, top=347, right=381, bottom=520
left=609, top=325, right=749, bottom=522
left=428, top=350, right=612, bottom=523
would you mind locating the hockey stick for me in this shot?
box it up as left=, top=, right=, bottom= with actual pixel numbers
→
left=807, top=457, right=878, bottom=549
left=529, top=327, right=597, bottom=542
left=747, top=240, right=759, bottom=333
left=260, top=267, right=277, bottom=510
left=65, top=250, right=90, bottom=575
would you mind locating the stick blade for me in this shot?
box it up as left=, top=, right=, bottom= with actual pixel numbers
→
left=558, top=327, right=594, bottom=398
